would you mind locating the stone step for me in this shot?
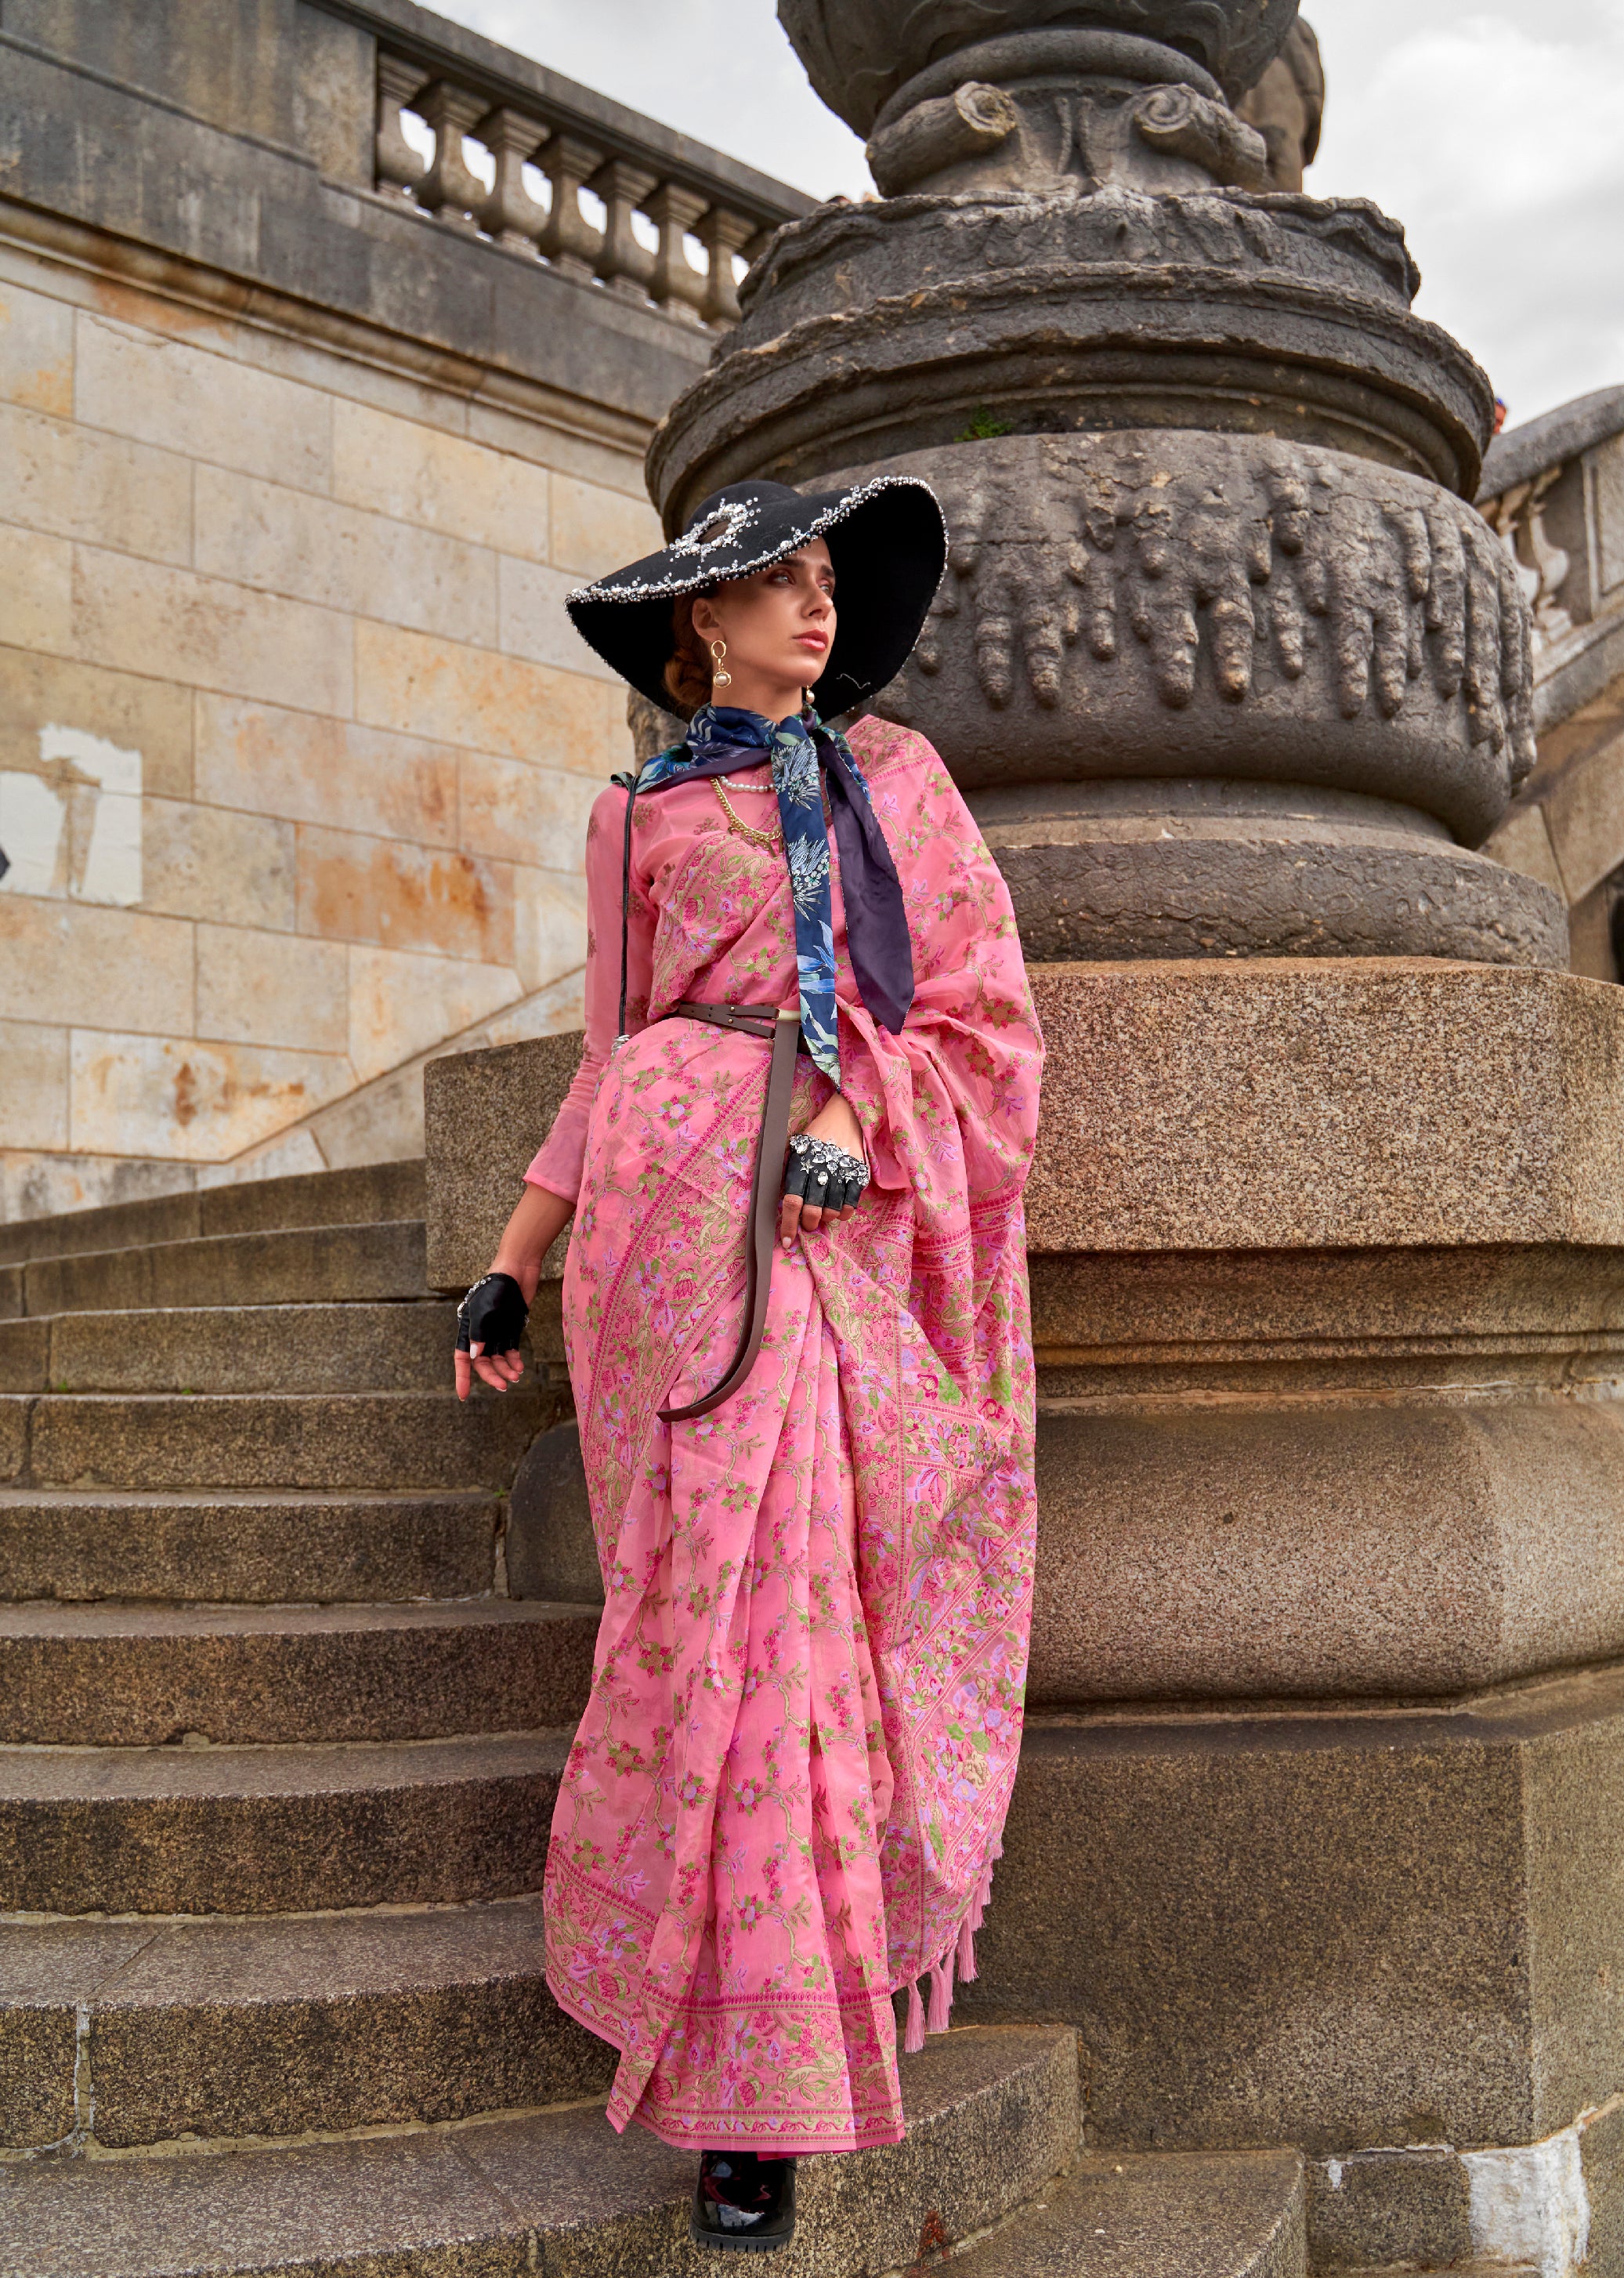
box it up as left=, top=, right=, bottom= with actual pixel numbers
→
left=0, top=1895, right=611, bottom=2151
left=957, top=2148, right=1307, bottom=2278
left=2, top=1385, right=553, bottom=1490
left=0, top=1301, right=463, bottom=1394
left=0, top=1731, right=566, bottom=1914
left=0, top=2023, right=1076, bottom=2276
left=0, top=1599, right=598, bottom=1746
left=0, top=1488, right=500, bottom=1603
left=0, top=1160, right=427, bottom=1268
left=1336, top=2269, right=1537, bottom=2278
left=19, top=1219, right=429, bottom=1319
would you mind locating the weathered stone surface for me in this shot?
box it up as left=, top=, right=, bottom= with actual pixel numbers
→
left=1024, top=962, right=1624, bottom=1254
left=429, top=962, right=1624, bottom=1281
left=1305, top=2147, right=1472, bottom=2271
left=653, top=192, right=1490, bottom=518
left=961, top=2149, right=1307, bottom=2278
left=74, top=545, right=355, bottom=719
left=12, top=1384, right=557, bottom=1492
left=864, top=429, right=1535, bottom=838
left=195, top=462, right=501, bottom=646
left=0, top=1487, right=497, bottom=1603
left=962, top=1670, right=1624, bottom=2153
left=196, top=924, right=349, bottom=1055
left=0, top=2024, right=1072, bottom=2276
left=194, top=694, right=460, bottom=849
left=0, top=1158, right=425, bottom=1266
left=295, top=824, right=517, bottom=967
left=0, top=1918, right=154, bottom=2150
left=0, top=1732, right=566, bottom=1914
left=425, top=1034, right=586, bottom=1290
left=779, top=0, right=1300, bottom=127
left=0, top=2120, right=526, bottom=2276
left=344, top=945, right=523, bottom=1085
left=649, top=3, right=1531, bottom=979
left=0, top=1598, right=597, bottom=1746
left=1579, top=2097, right=1624, bottom=2278
left=507, top=1421, right=604, bottom=1605
left=23, top=1220, right=429, bottom=1316
left=0, top=1019, right=68, bottom=1153
left=466, top=2024, right=1079, bottom=2278
left=1, top=395, right=191, bottom=563
left=975, top=780, right=1564, bottom=967
left=1235, top=20, right=1323, bottom=192
left=1029, top=1400, right=1624, bottom=1704
left=0, top=1298, right=461, bottom=1396
left=0, top=898, right=194, bottom=1039
left=0, top=273, right=72, bottom=415
left=66, top=1032, right=355, bottom=1167
left=74, top=1898, right=612, bottom=2147
left=146, top=804, right=298, bottom=936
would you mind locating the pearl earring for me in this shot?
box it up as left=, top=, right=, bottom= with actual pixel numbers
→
left=709, top=637, right=732, bottom=690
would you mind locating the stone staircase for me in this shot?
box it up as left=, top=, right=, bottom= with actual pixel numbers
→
left=0, top=1162, right=1308, bottom=2276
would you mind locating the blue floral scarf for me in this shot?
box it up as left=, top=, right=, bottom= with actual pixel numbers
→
left=631, top=704, right=914, bottom=1085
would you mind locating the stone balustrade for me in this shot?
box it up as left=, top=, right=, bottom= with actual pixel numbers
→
left=374, top=42, right=794, bottom=328
left=1478, top=385, right=1624, bottom=701
left=1478, top=386, right=1624, bottom=975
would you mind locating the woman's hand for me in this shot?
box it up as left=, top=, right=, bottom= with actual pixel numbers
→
left=779, top=1092, right=866, bottom=1248
left=454, top=1182, right=573, bottom=1400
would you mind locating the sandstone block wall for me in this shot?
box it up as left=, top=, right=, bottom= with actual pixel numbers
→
left=0, top=246, right=654, bottom=1221
left=0, top=0, right=806, bottom=1222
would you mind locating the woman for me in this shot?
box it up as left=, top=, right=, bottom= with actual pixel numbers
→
left=454, top=476, right=1042, bottom=2252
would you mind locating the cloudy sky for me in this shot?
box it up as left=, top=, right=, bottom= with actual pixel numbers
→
left=432, top=0, right=1624, bottom=433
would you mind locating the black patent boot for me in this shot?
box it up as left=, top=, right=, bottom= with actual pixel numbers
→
left=690, top=2149, right=798, bottom=2253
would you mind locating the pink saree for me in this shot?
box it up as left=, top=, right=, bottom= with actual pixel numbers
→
left=525, top=717, right=1043, bottom=2155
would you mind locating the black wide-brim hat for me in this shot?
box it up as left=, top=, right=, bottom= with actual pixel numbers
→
left=566, top=476, right=947, bottom=719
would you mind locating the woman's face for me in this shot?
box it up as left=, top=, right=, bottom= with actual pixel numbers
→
left=691, top=540, right=836, bottom=714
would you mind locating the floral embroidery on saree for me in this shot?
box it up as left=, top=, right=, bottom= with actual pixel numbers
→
left=539, top=719, right=1043, bottom=2153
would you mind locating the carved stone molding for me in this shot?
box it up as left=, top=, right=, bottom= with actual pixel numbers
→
left=776, top=0, right=1302, bottom=133
left=651, top=187, right=1489, bottom=520
left=850, top=431, right=1535, bottom=838
left=971, top=780, right=1566, bottom=967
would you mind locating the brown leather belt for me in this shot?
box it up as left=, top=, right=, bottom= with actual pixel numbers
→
left=656, top=1001, right=802, bottom=1425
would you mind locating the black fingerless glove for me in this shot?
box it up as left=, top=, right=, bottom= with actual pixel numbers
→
left=456, top=1271, right=530, bottom=1357
left=783, top=1133, right=870, bottom=1215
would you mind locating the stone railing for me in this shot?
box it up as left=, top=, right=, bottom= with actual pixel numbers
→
left=1478, top=384, right=1624, bottom=704
left=1478, top=383, right=1624, bottom=960
left=372, top=33, right=808, bottom=328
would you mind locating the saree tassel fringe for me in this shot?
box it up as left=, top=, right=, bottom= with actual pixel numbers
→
left=928, top=1957, right=953, bottom=2035
left=904, top=1979, right=927, bottom=2055
left=902, top=1864, right=995, bottom=2055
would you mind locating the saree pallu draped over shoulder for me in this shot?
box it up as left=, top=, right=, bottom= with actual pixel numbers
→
left=526, top=716, right=1043, bottom=2155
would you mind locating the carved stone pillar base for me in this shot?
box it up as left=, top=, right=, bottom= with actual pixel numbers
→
left=951, top=954, right=1624, bottom=2253
left=973, top=778, right=1567, bottom=965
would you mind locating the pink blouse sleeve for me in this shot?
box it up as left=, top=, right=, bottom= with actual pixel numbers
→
left=524, top=784, right=654, bottom=1205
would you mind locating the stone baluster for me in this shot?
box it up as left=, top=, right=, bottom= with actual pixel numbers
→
left=415, top=81, right=489, bottom=232
left=537, top=133, right=606, bottom=277
left=590, top=158, right=659, bottom=300
left=645, top=183, right=710, bottom=324
left=477, top=106, right=548, bottom=252
left=374, top=53, right=428, bottom=200
left=1485, top=469, right=1575, bottom=650
left=694, top=208, right=755, bottom=328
